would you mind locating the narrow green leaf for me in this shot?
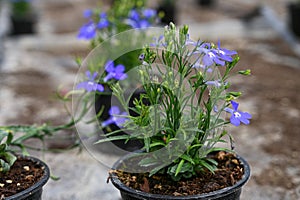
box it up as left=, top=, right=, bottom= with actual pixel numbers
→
left=180, top=154, right=195, bottom=165
left=175, top=159, right=185, bottom=176
left=238, top=69, right=251, bottom=75
left=94, top=135, right=130, bottom=144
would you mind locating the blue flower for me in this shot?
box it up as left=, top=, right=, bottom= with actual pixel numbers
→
left=195, top=42, right=237, bottom=67
left=127, top=8, right=156, bottom=29
left=103, top=60, right=127, bottom=82
left=205, top=80, right=222, bottom=87
left=150, top=35, right=166, bottom=47
left=102, top=106, right=128, bottom=127
left=142, top=9, right=157, bottom=18
left=225, top=101, right=252, bottom=126
left=83, top=9, right=93, bottom=18
left=77, top=21, right=97, bottom=40
left=202, top=50, right=225, bottom=67
left=214, top=41, right=237, bottom=63
left=97, top=12, right=109, bottom=29
left=76, top=71, right=104, bottom=92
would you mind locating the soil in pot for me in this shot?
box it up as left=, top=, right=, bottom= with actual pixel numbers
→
left=0, top=156, right=48, bottom=199
left=110, top=151, right=245, bottom=196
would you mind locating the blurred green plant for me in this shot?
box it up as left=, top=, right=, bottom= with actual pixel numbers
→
left=9, top=0, right=33, bottom=18
left=0, top=121, right=80, bottom=173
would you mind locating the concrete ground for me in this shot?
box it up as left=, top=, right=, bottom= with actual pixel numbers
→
left=1, top=0, right=300, bottom=199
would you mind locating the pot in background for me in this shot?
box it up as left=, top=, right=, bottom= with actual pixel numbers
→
left=5, top=155, right=50, bottom=200
left=288, top=2, right=300, bottom=37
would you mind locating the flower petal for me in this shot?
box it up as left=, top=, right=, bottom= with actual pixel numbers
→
left=105, top=60, right=115, bottom=72
left=241, top=111, right=252, bottom=119
left=231, top=101, right=239, bottom=111
left=115, top=64, right=125, bottom=73
left=109, top=106, right=120, bottom=115
left=230, top=115, right=241, bottom=126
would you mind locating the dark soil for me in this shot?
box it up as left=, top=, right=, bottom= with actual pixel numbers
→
left=0, top=157, right=45, bottom=199
left=110, top=151, right=244, bottom=196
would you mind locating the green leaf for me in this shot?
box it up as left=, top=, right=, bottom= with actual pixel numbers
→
left=180, top=154, right=195, bottom=165
left=0, top=144, right=7, bottom=152
left=94, top=135, right=130, bottom=144
left=6, top=132, right=13, bottom=144
left=0, top=159, right=10, bottom=172
left=238, top=69, right=251, bottom=75
left=4, top=152, right=17, bottom=166
left=139, top=157, right=158, bottom=167
left=206, top=158, right=218, bottom=166
left=149, top=164, right=166, bottom=177
left=199, top=160, right=216, bottom=173
left=50, top=175, right=61, bottom=181
left=149, top=142, right=166, bottom=148
left=175, top=159, right=185, bottom=176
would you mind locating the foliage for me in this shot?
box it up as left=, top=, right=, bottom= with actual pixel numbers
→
left=9, top=0, right=32, bottom=18
left=0, top=121, right=80, bottom=173
left=78, top=0, right=158, bottom=48
left=75, top=23, right=252, bottom=181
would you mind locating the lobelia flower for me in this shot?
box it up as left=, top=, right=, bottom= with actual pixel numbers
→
left=142, top=9, right=156, bottom=18
left=103, top=60, right=128, bottom=82
left=76, top=71, right=104, bottom=92
left=77, top=21, right=97, bottom=39
left=225, top=101, right=252, bottom=126
left=97, top=12, right=110, bottom=29
left=205, top=80, right=223, bottom=87
left=78, top=11, right=110, bottom=40
left=195, top=42, right=237, bottom=68
left=83, top=9, right=93, bottom=18
left=102, top=106, right=128, bottom=127
left=214, top=41, right=237, bottom=63
left=127, top=8, right=156, bottom=29
left=150, top=35, right=166, bottom=47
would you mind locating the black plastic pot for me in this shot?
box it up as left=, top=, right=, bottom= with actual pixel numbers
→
left=5, top=155, right=50, bottom=200
left=110, top=153, right=250, bottom=200
left=197, top=0, right=215, bottom=7
left=10, top=14, right=36, bottom=35
left=157, top=2, right=176, bottom=25
left=288, top=2, right=300, bottom=37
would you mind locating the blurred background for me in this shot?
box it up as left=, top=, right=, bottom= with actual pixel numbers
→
left=0, top=0, right=300, bottom=199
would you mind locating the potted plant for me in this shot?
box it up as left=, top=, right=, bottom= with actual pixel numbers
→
left=9, top=0, right=37, bottom=35
left=77, top=0, right=160, bottom=151
left=0, top=121, right=78, bottom=199
left=287, top=0, right=300, bottom=37
left=73, top=22, right=252, bottom=199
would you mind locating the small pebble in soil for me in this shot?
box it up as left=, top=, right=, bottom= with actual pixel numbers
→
left=0, top=183, right=4, bottom=187
left=23, top=166, right=30, bottom=171
left=6, top=180, right=12, bottom=184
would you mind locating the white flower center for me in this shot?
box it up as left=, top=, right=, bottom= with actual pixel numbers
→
left=208, top=52, right=215, bottom=58
left=234, top=112, right=241, bottom=118
left=218, top=50, right=225, bottom=55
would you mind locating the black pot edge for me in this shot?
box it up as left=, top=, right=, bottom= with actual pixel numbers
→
left=110, top=153, right=250, bottom=199
left=287, top=2, right=300, bottom=9
left=5, top=155, right=50, bottom=200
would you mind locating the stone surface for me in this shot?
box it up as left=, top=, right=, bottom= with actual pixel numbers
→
left=0, top=0, right=300, bottom=199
